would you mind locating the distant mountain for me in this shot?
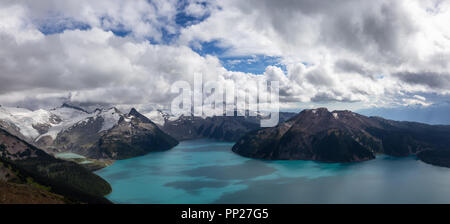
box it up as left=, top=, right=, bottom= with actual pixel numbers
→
left=159, top=112, right=297, bottom=142
left=0, top=127, right=111, bottom=203
left=86, top=108, right=179, bottom=160
left=232, top=108, right=450, bottom=164
left=0, top=104, right=178, bottom=160
left=358, top=104, right=450, bottom=125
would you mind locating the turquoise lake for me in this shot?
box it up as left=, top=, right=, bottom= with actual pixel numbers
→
left=95, top=139, right=450, bottom=204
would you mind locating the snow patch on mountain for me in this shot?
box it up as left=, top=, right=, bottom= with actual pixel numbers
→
left=145, top=109, right=181, bottom=126
left=36, top=106, right=92, bottom=141
left=97, top=108, right=122, bottom=133
left=333, top=113, right=339, bottom=119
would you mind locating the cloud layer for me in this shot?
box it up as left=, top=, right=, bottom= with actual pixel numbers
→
left=0, top=0, right=449, bottom=112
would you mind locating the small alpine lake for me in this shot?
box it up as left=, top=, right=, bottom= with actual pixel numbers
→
left=95, top=139, right=450, bottom=204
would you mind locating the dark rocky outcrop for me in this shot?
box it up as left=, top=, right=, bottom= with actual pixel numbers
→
left=417, top=150, right=450, bottom=168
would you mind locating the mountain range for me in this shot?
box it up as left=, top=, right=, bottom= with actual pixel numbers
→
left=233, top=108, right=450, bottom=165
left=147, top=109, right=297, bottom=142
left=0, top=104, right=178, bottom=160
left=0, top=104, right=297, bottom=159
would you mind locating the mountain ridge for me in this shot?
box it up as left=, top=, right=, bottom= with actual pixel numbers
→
left=232, top=108, right=450, bottom=163
left=159, top=112, right=297, bottom=142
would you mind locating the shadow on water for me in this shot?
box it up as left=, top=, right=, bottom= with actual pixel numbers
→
left=182, top=160, right=277, bottom=180
left=164, top=180, right=230, bottom=194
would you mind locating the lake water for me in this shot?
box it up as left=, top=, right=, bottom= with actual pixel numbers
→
left=55, top=152, right=86, bottom=159
left=95, top=139, right=450, bottom=204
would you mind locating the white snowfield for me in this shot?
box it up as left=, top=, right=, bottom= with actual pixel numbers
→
left=144, top=109, right=180, bottom=126
left=144, top=110, right=165, bottom=126
left=0, top=106, right=53, bottom=140
left=0, top=105, right=125, bottom=143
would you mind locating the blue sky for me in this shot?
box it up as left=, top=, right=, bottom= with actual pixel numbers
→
left=37, top=12, right=285, bottom=75
left=192, top=40, right=285, bottom=74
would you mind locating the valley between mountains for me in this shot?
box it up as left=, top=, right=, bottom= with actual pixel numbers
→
left=1, top=103, right=450, bottom=203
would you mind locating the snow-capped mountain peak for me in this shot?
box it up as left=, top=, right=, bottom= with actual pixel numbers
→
left=95, top=107, right=122, bottom=133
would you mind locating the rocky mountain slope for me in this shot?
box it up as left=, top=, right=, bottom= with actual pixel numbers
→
left=232, top=108, right=450, bottom=163
left=0, top=127, right=111, bottom=203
